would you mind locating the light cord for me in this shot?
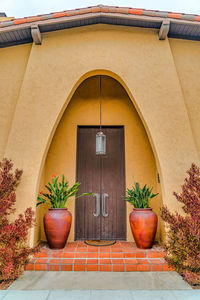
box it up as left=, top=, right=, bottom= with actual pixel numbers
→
left=100, top=75, right=102, bottom=130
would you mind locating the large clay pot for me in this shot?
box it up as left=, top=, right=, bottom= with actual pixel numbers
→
left=129, top=208, right=157, bottom=249
left=44, top=208, right=72, bottom=249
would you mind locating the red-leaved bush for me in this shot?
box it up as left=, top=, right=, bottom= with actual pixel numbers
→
left=0, top=158, right=36, bottom=285
left=161, top=163, right=200, bottom=286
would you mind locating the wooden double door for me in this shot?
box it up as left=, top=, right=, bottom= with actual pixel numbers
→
left=75, top=126, right=126, bottom=240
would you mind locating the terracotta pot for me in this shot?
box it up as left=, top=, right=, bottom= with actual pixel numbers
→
left=129, top=208, right=157, bottom=249
left=44, top=208, right=72, bottom=249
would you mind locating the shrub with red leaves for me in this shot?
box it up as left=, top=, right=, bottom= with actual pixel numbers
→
left=161, top=163, right=200, bottom=286
left=0, top=158, right=36, bottom=285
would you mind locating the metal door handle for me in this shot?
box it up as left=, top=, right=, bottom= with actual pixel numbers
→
left=93, top=193, right=100, bottom=217
left=102, top=193, right=109, bottom=217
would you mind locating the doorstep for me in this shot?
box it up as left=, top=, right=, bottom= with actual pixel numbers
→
left=26, top=241, right=172, bottom=272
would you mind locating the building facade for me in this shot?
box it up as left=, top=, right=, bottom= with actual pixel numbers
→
left=0, top=5, right=200, bottom=246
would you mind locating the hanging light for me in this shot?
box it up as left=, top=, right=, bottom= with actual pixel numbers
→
left=96, top=131, right=106, bottom=155
left=96, top=76, right=106, bottom=155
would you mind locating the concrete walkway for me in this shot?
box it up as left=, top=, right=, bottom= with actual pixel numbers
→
left=4, top=271, right=200, bottom=299
left=1, top=290, right=200, bottom=299
left=9, top=271, right=191, bottom=290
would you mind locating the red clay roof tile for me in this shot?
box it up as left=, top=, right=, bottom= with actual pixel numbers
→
left=91, top=6, right=101, bottom=13
left=53, top=12, right=67, bottom=18
left=128, top=8, right=143, bottom=15
left=168, top=13, right=182, bottom=19
left=13, top=18, right=27, bottom=25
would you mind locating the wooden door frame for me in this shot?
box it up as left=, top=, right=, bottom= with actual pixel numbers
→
left=75, top=125, right=126, bottom=241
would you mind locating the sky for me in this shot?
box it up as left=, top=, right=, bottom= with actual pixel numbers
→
left=1, top=0, right=200, bottom=18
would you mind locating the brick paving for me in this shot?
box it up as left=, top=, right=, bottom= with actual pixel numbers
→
left=26, top=241, right=172, bottom=272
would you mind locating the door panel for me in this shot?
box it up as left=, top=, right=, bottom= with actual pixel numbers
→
left=76, top=126, right=126, bottom=240
left=101, top=128, right=126, bottom=240
left=76, top=128, right=101, bottom=240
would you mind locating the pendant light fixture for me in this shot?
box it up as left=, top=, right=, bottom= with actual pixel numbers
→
left=96, top=75, right=106, bottom=155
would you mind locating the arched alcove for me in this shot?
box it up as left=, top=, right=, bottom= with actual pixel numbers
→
left=37, top=75, right=163, bottom=243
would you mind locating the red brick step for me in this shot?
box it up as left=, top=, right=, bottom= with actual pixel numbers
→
left=26, top=241, right=173, bottom=272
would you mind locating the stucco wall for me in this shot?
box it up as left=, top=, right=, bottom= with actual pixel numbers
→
left=0, top=24, right=199, bottom=246
left=40, top=75, right=161, bottom=242
left=169, top=39, right=200, bottom=159
left=0, top=44, right=31, bottom=158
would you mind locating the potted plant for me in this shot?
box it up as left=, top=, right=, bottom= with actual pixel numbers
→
left=124, top=182, right=159, bottom=249
left=37, top=174, right=91, bottom=249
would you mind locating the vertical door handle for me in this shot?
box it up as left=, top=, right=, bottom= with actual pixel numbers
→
left=93, top=193, right=100, bottom=217
left=102, top=193, right=109, bottom=217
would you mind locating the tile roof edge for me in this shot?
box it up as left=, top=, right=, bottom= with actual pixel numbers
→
left=0, top=5, right=200, bottom=28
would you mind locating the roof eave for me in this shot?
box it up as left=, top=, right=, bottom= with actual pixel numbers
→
left=0, top=12, right=200, bottom=48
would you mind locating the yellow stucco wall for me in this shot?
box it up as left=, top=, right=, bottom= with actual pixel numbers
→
left=40, top=75, right=161, bottom=242
left=0, top=44, right=31, bottom=158
left=0, top=24, right=199, bottom=246
left=169, top=39, right=200, bottom=159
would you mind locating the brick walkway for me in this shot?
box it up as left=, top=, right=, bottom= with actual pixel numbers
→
left=26, top=241, right=172, bottom=272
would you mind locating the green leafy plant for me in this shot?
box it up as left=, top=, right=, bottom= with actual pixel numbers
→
left=124, top=182, right=159, bottom=208
left=37, top=174, right=92, bottom=208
